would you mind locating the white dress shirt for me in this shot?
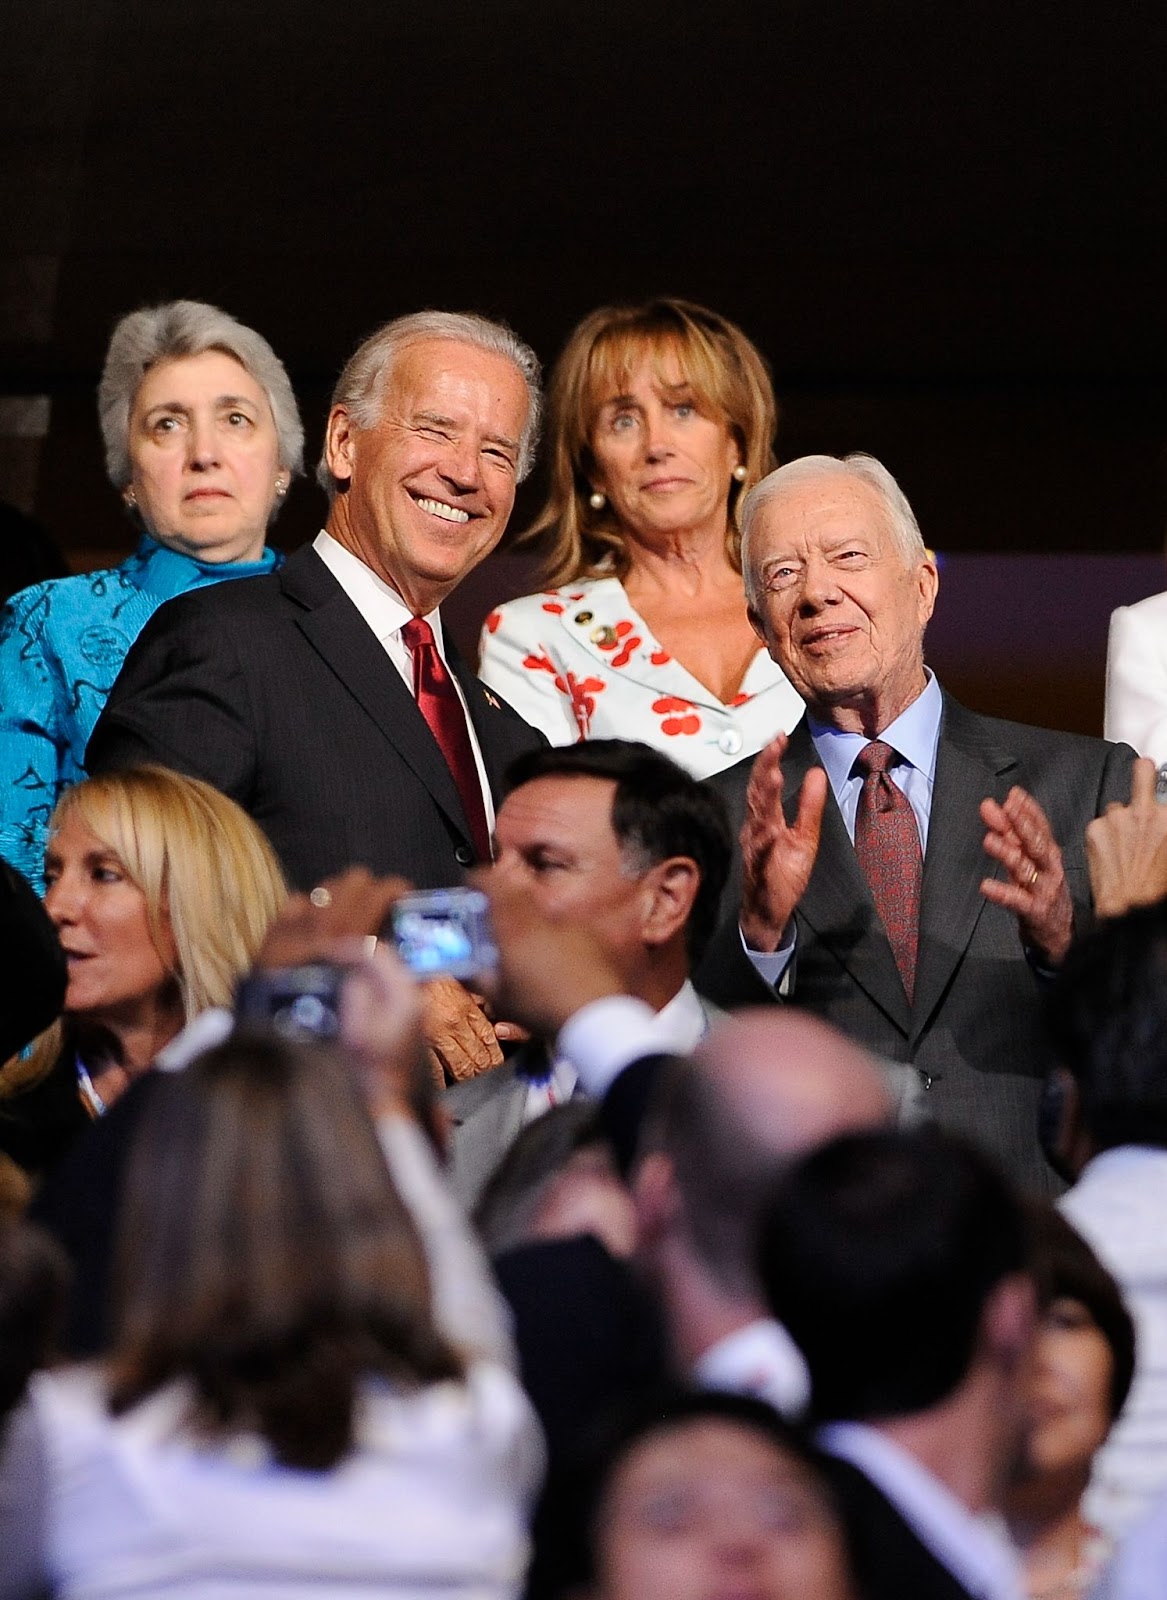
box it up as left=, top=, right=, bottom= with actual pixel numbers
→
left=1060, top=1146, right=1167, bottom=1540
left=1105, top=589, right=1167, bottom=765
left=313, top=529, right=495, bottom=833
left=819, top=1421, right=1023, bottom=1600
left=551, top=981, right=713, bottom=1104
left=693, top=1316, right=811, bottom=1419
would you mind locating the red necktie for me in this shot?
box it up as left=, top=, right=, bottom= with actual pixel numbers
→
left=401, top=616, right=492, bottom=864
left=853, top=740, right=922, bottom=1002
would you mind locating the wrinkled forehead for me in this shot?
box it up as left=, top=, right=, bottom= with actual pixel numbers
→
left=749, top=473, right=903, bottom=561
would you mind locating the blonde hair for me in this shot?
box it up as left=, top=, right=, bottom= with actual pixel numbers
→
left=1, top=768, right=287, bottom=1097
left=520, top=298, right=779, bottom=586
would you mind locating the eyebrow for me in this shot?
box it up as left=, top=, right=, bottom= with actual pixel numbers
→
left=143, top=394, right=260, bottom=417
left=413, top=411, right=519, bottom=453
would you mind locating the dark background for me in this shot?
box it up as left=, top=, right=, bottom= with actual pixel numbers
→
left=3, top=0, right=1166, bottom=732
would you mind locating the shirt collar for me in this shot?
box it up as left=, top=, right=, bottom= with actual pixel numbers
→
left=694, top=1317, right=811, bottom=1418
left=810, top=670, right=943, bottom=799
left=131, top=534, right=279, bottom=603
left=653, top=979, right=711, bottom=1051
left=314, top=529, right=444, bottom=649
left=819, top=1421, right=1022, bottom=1600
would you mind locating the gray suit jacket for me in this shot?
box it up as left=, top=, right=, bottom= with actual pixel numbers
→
left=696, top=695, right=1137, bottom=1194
left=86, top=545, right=544, bottom=891
left=444, top=992, right=726, bottom=1211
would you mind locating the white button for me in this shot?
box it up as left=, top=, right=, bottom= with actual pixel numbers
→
left=719, top=728, right=743, bottom=755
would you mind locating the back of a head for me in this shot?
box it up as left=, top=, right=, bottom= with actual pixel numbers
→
left=758, top=1128, right=1028, bottom=1422
left=650, top=1011, right=891, bottom=1301
left=109, top=1030, right=458, bottom=1468
left=1049, top=900, right=1167, bottom=1151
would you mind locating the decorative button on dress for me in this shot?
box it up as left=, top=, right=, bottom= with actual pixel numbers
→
left=479, top=577, right=804, bottom=779
left=0, top=536, right=281, bottom=887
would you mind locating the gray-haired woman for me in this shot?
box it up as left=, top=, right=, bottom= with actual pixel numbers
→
left=0, top=300, right=303, bottom=888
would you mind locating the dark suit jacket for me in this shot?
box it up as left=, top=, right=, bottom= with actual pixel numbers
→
left=0, top=859, right=64, bottom=1063
left=819, top=1452, right=978, bottom=1600
left=696, top=696, right=1136, bottom=1193
left=85, top=545, right=544, bottom=890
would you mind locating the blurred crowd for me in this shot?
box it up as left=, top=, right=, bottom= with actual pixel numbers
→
left=2, top=296, right=1167, bottom=1598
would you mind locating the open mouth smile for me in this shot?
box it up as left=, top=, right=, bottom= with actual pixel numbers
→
left=414, top=495, right=471, bottom=525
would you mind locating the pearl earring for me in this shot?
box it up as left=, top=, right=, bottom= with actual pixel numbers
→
left=275, top=479, right=288, bottom=497
left=732, top=464, right=748, bottom=483
left=125, top=489, right=137, bottom=509
left=588, top=491, right=606, bottom=511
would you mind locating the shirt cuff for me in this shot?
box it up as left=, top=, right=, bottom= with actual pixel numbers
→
left=741, top=921, right=796, bottom=991
left=556, top=995, right=662, bottom=1098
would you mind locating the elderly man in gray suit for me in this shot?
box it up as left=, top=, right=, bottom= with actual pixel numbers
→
left=696, top=453, right=1136, bottom=1194
left=445, top=739, right=732, bottom=1207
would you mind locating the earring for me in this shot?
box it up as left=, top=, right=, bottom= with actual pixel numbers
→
left=732, top=464, right=748, bottom=483
left=588, top=490, right=606, bottom=511
left=125, top=489, right=137, bottom=509
left=275, top=478, right=288, bottom=497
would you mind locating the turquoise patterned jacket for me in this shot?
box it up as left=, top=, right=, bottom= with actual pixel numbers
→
left=0, top=535, right=281, bottom=889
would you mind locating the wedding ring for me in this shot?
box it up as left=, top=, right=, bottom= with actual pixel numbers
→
left=1026, top=865, right=1039, bottom=886
left=309, top=885, right=333, bottom=908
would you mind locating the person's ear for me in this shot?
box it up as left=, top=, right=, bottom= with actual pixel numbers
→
left=981, top=1272, right=1038, bottom=1376
left=915, top=552, right=940, bottom=628
left=632, top=1150, right=682, bottom=1246
left=639, top=857, right=700, bottom=949
left=324, top=404, right=358, bottom=488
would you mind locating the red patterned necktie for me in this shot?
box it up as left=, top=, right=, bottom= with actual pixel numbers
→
left=401, top=616, right=492, bottom=864
left=853, top=740, right=922, bottom=1002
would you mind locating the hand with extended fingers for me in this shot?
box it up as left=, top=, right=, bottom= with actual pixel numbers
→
left=737, top=732, right=829, bottom=953
left=1085, top=756, right=1167, bottom=918
left=980, top=785, right=1073, bottom=966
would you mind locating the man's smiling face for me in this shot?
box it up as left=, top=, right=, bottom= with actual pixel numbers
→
left=746, top=472, right=938, bottom=731
left=324, top=337, right=530, bottom=613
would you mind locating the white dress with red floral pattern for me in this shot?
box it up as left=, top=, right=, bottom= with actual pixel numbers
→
left=478, top=578, right=804, bottom=779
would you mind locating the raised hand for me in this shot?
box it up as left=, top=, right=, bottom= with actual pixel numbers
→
left=980, top=785, right=1073, bottom=966
left=738, top=733, right=829, bottom=952
left=1086, top=756, right=1167, bottom=918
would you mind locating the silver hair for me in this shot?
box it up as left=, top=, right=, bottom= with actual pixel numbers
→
left=740, top=452, right=927, bottom=607
left=98, top=300, right=304, bottom=489
left=316, top=309, right=543, bottom=497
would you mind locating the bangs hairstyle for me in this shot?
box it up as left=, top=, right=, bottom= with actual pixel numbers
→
left=108, top=1032, right=461, bottom=1469
left=51, top=766, right=287, bottom=1020
left=315, top=309, right=543, bottom=497
left=521, top=298, right=779, bottom=586
left=98, top=298, right=304, bottom=490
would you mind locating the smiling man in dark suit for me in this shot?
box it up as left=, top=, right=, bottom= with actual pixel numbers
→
left=697, top=453, right=1135, bottom=1192
left=87, top=311, right=546, bottom=1079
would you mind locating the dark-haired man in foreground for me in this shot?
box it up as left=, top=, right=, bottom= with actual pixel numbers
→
left=760, top=1127, right=1034, bottom=1600
left=444, top=739, right=731, bottom=1205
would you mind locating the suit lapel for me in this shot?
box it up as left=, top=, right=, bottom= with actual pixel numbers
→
left=281, top=548, right=474, bottom=843
left=451, top=642, right=513, bottom=805
left=911, top=696, right=1018, bottom=1039
left=784, top=721, right=912, bottom=1035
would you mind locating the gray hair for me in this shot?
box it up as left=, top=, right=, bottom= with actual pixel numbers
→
left=98, top=300, right=304, bottom=490
left=740, top=452, right=927, bottom=607
left=316, top=309, right=542, bottom=497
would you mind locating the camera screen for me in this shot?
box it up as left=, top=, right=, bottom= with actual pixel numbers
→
left=394, top=908, right=475, bottom=974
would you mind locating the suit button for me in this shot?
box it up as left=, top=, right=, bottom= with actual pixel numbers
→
left=454, top=844, right=474, bottom=867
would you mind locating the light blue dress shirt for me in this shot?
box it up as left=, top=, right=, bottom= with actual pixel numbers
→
left=748, top=672, right=943, bottom=983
